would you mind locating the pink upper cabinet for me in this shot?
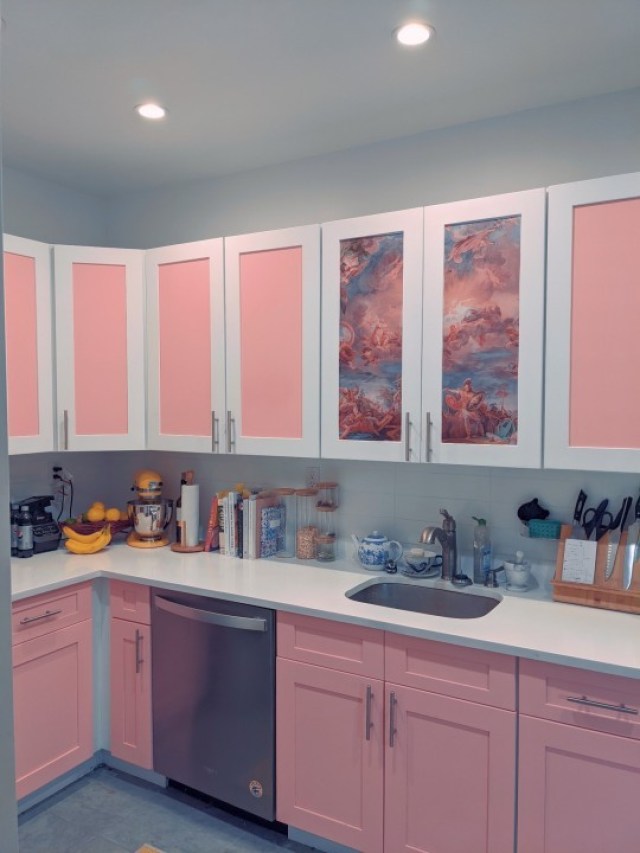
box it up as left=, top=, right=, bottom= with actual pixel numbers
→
left=545, top=171, right=640, bottom=471
left=224, top=225, right=319, bottom=457
left=54, top=245, right=145, bottom=451
left=321, top=209, right=423, bottom=463
left=3, top=235, right=54, bottom=454
left=146, top=239, right=225, bottom=452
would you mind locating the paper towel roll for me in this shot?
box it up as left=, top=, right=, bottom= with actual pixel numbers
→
left=180, top=484, right=200, bottom=547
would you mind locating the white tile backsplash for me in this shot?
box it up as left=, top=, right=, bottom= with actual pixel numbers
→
left=9, top=451, right=640, bottom=574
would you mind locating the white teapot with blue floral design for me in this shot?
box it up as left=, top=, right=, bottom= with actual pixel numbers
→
left=352, top=531, right=403, bottom=568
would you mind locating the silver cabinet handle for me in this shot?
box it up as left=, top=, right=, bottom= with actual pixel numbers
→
left=389, top=691, right=397, bottom=747
left=567, top=695, right=639, bottom=715
left=155, top=595, right=267, bottom=632
left=425, top=411, right=432, bottom=460
left=404, top=412, right=412, bottom=462
left=365, top=685, right=373, bottom=741
left=211, top=410, right=219, bottom=452
left=63, top=409, right=69, bottom=450
left=20, top=608, right=63, bottom=625
left=135, top=629, right=143, bottom=674
left=226, top=410, right=236, bottom=453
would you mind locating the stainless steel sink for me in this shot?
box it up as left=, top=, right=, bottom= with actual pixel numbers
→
left=345, top=581, right=500, bottom=619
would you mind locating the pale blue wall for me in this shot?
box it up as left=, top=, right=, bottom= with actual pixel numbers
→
left=106, top=88, right=640, bottom=248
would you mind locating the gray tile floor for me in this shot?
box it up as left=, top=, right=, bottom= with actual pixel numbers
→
left=18, top=766, right=313, bottom=853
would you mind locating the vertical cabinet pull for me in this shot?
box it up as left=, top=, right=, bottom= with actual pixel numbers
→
left=365, top=685, right=373, bottom=741
left=389, top=691, right=397, bottom=747
left=425, top=411, right=432, bottom=460
left=135, top=629, right=143, bottom=674
left=63, top=409, right=69, bottom=450
left=226, top=410, right=236, bottom=453
left=211, top=411, right=219, bottom=452
left=404, top=412, right=412, bottom=461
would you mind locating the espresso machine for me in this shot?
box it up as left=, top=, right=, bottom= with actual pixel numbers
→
left=127, top=470, right=174, bottom=548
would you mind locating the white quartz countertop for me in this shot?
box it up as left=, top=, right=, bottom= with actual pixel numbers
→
left=11, top=543, right=640, bottom=679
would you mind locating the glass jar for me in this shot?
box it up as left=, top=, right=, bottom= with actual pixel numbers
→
left=273, top=488, right=296, bottom=557
left=316, top=481, right=339, bottom=509
left=295, top=488, right=318, bottom=559
left=316, top=506, right=337, bottom=562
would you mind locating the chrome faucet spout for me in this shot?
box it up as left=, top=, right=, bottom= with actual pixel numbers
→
left=420, top=509, right=457, bottom=582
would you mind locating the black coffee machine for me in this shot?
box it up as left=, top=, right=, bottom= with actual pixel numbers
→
left=19, top=496, right=61, bottom=553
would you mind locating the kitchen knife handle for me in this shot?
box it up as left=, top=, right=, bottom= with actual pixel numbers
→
left=211, top=411, right=219, bottom=452
left=566, top=695, right=638, bottom=715
left=425, top=411, right=432, bottom=461
left=389, top=691, right=397, bottom=747
left=135, top=628, right=143, bottom=674
left=404, top=412, right=411, bottom=462
left=365, top=685, right=373, bottom=741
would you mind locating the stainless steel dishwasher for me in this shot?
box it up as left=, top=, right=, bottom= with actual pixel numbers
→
left=151, top=589, right=276, bottom=820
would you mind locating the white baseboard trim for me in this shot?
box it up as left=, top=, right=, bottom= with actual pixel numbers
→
left=288, top=826, right=359, bottom=853
left=100, top=750, right=166, bottom=787
left=17, top=755, right=101, bottom=814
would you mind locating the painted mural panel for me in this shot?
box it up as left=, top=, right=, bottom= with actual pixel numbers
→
left=338, top=233, right=403, bottom=441
left=442, top=215, right=521, bottom=444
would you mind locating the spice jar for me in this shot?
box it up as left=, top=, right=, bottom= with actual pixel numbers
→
left=295, top=489, right=318, bottom=559
left=316, top=506, right=337, bottom=562
left=316, top=482, right=339, bottom=509
left=273, top=488, right=296, bottom=557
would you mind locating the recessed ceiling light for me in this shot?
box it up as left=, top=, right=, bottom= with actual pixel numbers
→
left=396, top=21, right=434, bottom=47
left=135, top=102, right=167, bottom=120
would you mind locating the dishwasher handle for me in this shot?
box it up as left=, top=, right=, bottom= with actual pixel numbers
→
left=155, top=595, right=268, bottom=632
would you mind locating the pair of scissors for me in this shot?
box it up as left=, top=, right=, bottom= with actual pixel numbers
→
left=581, top=499, right=614, bottom=540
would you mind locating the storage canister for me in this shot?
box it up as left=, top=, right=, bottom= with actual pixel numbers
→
left=295, top=489, right=318, bottom=559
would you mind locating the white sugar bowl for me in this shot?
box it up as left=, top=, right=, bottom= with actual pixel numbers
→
left=504, top=558, right=531, bottom=590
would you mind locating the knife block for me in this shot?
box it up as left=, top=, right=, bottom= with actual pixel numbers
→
left=551, top=524, right=640, bottom=614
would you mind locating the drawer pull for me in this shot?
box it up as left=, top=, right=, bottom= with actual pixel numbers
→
left=389, top=691, right=397, bottom=747
left=211, top=410, right=219, bottom=452
left=365, top=685, right=373, bottom=741
left=19, top=608, right=63, bottom=625
left=566, top=695, right=639, bottom=715
left=135, top=629, right=143, bottom=673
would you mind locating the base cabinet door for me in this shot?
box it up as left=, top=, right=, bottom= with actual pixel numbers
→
left=385, top=684, right=515, bottom=853
left=110, top=619, right=152, bottom=769
left=276, top=658, right=384, bottom=853
left=13, top=620, right=93, bottom=799
left=518, top=715, right=640, bottom=853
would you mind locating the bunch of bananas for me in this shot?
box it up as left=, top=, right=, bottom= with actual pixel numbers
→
left=63, top=524, right=112, bottom=555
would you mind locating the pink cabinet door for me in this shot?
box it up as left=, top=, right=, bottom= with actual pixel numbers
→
left=109, top=580, right=151, bottom=625
left=53, top=245, right=145, bottom=450
left=422, top=189, right=546, bottom=468
left=109, top=619, right=152, bottom=769
left=545, top=171, right=640, bottom=471
left=276, top=658, right=384, bottom=853
left=321, top=209, right=424, bottom=463
left=146, top=239, right=225, bottom=452
left=3, top=235, right=54, bottom=454
left=224, top=226, right=320, bottom=457
left=13, top=620, right=93, bottom=799
left=518, top=715, right=640, bottom=853
left=384, top=683, right=515, bottom=853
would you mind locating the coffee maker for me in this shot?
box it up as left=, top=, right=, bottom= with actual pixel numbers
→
left=127, top=470, right=174, bottom=548
left=19, top=496, right=61, bottom=554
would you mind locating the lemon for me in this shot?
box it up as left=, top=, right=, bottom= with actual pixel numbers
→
left=90, top=501, right=106, bottom=511
left=86, top=506, right=106, bottom=522
left=105, top=507, right=120, bottom=522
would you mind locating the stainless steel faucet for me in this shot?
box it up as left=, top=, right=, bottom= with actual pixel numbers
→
left=420, top=508, right=458, bottom=582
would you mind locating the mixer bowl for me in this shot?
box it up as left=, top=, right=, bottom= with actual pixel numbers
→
left=128, top=498, right=173, bottom=541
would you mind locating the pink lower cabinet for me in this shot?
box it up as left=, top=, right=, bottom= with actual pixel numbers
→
left=109, top=582, right=153, bottom=769
left=276, top=613, right=516, bottom=852
left=518, top=659, right=640, bottom=852
left=12, top=584, right=93, bottom=799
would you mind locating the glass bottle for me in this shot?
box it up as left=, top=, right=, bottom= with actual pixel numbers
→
left=295, top=489, right=318, bottom=559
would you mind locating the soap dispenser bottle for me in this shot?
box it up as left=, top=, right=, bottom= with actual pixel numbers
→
left=472, top=517, right=492, bottom=583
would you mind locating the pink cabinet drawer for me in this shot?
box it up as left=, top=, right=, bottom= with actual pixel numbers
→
left=520, top=658, right=640, bottom=739
left=277, top=612, right=384, bottom=679
left=384, top=633, right=516, bottom=710
left=110, top=580, right=151, bottom=624
left=12, top=583, right=92, bottom=645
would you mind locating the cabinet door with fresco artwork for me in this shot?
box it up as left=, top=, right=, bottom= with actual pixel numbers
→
left=422, top=190, right=545, bottom=468
left=321, top=210, right=424, bottom=463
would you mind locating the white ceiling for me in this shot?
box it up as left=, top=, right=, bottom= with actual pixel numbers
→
left=2, top=0, right=639, bottom=196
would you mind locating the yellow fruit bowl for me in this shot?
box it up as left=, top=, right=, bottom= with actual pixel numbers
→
left=60, top=519, right=131, bottom=537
